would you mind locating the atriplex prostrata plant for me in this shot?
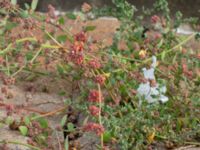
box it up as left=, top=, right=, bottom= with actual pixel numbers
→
left=0, top=0, right=200, bottom=149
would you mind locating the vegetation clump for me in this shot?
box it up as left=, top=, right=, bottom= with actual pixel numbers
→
left=0, top=0, right=199, bottom=149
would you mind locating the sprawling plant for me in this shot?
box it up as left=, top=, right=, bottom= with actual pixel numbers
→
left=0, top=0, right=199, bottom=149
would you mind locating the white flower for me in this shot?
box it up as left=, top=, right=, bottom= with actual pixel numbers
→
left=142, top=68, right=155, bottom=80
left=137, top=56, right=168, bottom=103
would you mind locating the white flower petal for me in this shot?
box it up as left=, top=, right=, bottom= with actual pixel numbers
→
left=150, top=87, right=159, bottom=96
left=137, top=82, right=150, bottom=96
left=160, top=85, right=167, bottom=93
left=151, top=56, right=157, bottom=68
left=143, top=68, right=155, bottom=80
left=160, top=95, right=169, bottom=103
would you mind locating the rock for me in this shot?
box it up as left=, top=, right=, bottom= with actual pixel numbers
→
left=0, top=125, right=30, bottom=150
left=77, top=133, right=99, bottom=150
left=175, top=146, right=200, bottom=150
left=0, top=77, right=69, bottom=149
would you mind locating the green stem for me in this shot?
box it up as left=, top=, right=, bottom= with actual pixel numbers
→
left=41, top=44, right=60, bottom=49
left=12, top=47, right=43, bottom=77
left=0, top=37, right=37, bottom=56
left=44, top=31, right=63, bottom=48
left=109, top=33, right=196, bottom=74
left=0, top=43, right=12, bottom=55
left=101, top=51, right=142, bottom=62
left=184, top=141, right=200, bottom=146
left=30, top=48, right=43, bottom=64
left=16, top=37, right=37, bottom=43
left=5, top=55, right=10, bottom=76
left=137, top=33, right=196, bottom=67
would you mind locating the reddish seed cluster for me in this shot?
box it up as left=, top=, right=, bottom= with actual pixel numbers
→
left=71, top=41, right=84, bottom=53
left=0, top=0, right=13, bottom=10
left=0, top=76, right=15, bottom=101
left=191, top=53, right=200, bottom=60
left=70, top=54, right=84, bottom=65
left=81, top=2, right=92, bottom=13
left=22, top=18, right=37, bottom=30
left=1, top=86, right=13, bottom=99
left=95, top=75, right=106, bottom=85
left=197, top=54, right=200, bottom=59
left=151, top=15, right=160, bottom=24
left=48, top=4, right=56, bottom=18
left=144, top=38, right=150, bottom=44
left=88, top=59, right=101, bottom=69
left=1, top=86, right=8, bottom=94
left=0, top=56, right=4, bottom=64
left=26, top=121, right=53, bottom=149
left=45, top=4, right=57, bottom=22
left=69, top=32, right=87, bottom=65
left=74, top=31, right=87, bottom=42
left=5, top=104, right=15, bottom=116
left=89, top=105, right=100, bottom=117
left=154, top=33, right=162, bottom=40
left=88, top=89, right=103, bottom=102
left=3, top=77, right=15, bottom=85
left=182, top=63, right=193, bottom=79
left=0, top=143, right=9, bottom=150
left=28, top=121, right=51, bottom=138
left=131, top=71, right=148, bottom=83
left=168, top=63, right=178, bottom=72
left=27, top=138, right=37, bottom=147
left=130, top=89, right=137, bottom=96
left=102, top=146, right=111, bottom=150
left=83, top=122, right=105, bottom=136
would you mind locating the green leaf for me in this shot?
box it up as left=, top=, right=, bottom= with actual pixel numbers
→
left=161, top=50, right=166, bottom=61
left=67, top=123, right=75, bottom=132
left=35, top=134, right=46, bottom=145
left=24, top=3, right=30, bottom=10
left=58, top=17, right=65, bottom=25
left=84, top=26, right=96, bottom=32
left=11, top=0, right=17, bottom=5
left=0, top=9, right=7, bottom=15
left=5, top=21, right=18, bottom=31
left=31, top=0, right=38, bottom=11
left=103, top=131, right=112, bottom=143
left=0, top=123, right=4, bottom=128
left=57, top=35, right=67, bottom=43
left=5, top=116, right=14, bottom=125
left=172, top=53, right=177, bottom=64
left=38, top=118, right=48, bottom=128
left=57, top=64, right=65, bottom=75
left=24, top=116, right=31, bottom=126
left=64, top=136, right=69, bottom=150
left=19, top=126, right=28, bottom=136
left=58, top=91, right=66, bottom=96
left=66, top=13, right=76, bottom=20
left=19, top=10, right=29, bottom=18
left=64, top=99, right=72, bottom=105
left=60, top=116, right=67, bottom=127
left=157, top=39, right=163, bottom=48
left=195, top=32, right=200, bottom=40
left=26, top=52, right=33, bottom=61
